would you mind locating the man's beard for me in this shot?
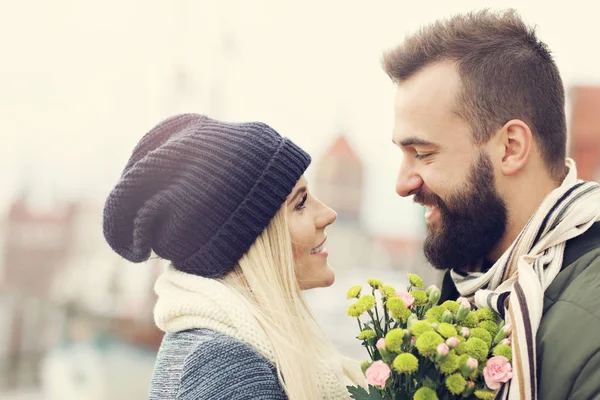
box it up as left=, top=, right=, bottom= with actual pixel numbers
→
left=415, top=152, right=507, bottom=271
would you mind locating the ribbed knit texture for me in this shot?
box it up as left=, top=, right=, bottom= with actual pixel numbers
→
left=149, top=329, right=287, bottom=400
left=152, top=265, right=353, bottom=399
left=102, top=113, right=311, bottom=278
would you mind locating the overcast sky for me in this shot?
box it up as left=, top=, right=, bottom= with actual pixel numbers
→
left=2, top=0, right=598, bottom=236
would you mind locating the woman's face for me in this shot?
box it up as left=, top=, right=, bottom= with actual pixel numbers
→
left=286, top=175, right=337, bottom=290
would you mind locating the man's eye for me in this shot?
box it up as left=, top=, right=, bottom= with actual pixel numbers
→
left=415, top=153, right=431, bottom=160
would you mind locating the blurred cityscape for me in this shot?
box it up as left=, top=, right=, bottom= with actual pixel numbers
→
left=2, top=1, right=600, bottom=399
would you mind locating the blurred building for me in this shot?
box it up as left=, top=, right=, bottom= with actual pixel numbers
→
left=0, top=196, right=163, bottom=398
left=569, top=86, right=600, bottom=182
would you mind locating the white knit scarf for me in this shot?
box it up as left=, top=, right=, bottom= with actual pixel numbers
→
left=153, top=265, right=352, bottom=399
left=451, top=158, right=600, bottom=399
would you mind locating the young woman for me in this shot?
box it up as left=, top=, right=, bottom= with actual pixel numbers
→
left=102, top=113, right=363, bottom=399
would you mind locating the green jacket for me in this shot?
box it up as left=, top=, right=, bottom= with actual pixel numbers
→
left=440, top=222, right=600, bottom=399
left=537, top=221, right=600, bottom=400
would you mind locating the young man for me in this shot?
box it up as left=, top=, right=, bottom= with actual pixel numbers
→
left=383, top=10, right=600, bottom=400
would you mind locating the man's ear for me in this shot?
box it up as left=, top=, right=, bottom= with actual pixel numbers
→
left=497, top=119, right=533, bottom=176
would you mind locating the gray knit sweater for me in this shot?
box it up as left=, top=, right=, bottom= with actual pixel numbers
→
left=149, top=328, right=287, bottom=399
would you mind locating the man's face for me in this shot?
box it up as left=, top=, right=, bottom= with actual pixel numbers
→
left=392, top=62, right=507, bottom=270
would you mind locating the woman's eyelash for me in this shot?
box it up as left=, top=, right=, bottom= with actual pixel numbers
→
left=295, top=193, right=308, bottom=210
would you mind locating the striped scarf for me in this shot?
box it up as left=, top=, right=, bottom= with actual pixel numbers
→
left=450, top=158, right=600, bottom=399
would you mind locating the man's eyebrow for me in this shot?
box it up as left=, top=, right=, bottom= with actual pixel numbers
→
left=393, top=137, right=438, bottom=147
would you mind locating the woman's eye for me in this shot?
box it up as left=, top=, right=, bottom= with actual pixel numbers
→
left=295, top=193, right=308, bottom=210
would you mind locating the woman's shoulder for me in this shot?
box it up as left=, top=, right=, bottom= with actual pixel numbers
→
left=151, top=329, right=287, bottom=399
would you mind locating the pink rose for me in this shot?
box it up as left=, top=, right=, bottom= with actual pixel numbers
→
left=503, top=324, right=512, bottom=335
left=376, top=338, right=386, bottom=350
left=365, top=360, right=391, bottom=388
left=436, top=343, right=449, bottom=356
left=446, top=336, right=460, bottom=348
left=457, top=297, right=471, bottom=310
left=411, top=336, right=416, bottom=345
left=501, top=338, right=511, bottom=346
left=461, top=327, right=470, bottom=338
left=396, top=291, right=415, bottom=308
left=484, top=356, right=513, bottom=390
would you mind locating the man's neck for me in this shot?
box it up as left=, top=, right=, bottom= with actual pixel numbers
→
left=488, top=176, right=562, bottom=263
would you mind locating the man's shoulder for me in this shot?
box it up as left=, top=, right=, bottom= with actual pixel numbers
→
left=544, top=222, right=600, bottom=318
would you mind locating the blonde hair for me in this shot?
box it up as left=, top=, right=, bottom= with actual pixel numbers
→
left=221, top=205, right=363, bottom=399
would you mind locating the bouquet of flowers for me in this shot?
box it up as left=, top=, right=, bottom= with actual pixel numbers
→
left=346, top=274, right=512, bottom=400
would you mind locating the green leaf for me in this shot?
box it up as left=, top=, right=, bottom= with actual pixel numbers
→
left=347, top=385, right=371, bottom=400
left=368, top=385, right=385, bottom=400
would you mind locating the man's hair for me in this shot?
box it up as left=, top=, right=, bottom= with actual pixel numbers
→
left=382, top=9, right=567, bottom=179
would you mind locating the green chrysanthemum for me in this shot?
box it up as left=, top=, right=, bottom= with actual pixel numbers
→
left=346, top=285, right=362, bottom=299
left=439, top=351, right=460, bottom=374
left=455, top=342, right=469, bottom=356
left=462, top=312, right=479, bottom=328
left=347, top=303, right=362, bottom=318
left=386, top=297, right=411, bottom=321
left=413, top=387, right=438, bottom=400
left=381, top=284, right=397, bottom=298
left=357, top=295, right=376, bottom=312
left=416, top=331, right=444, bottom=357
left=367, top=278, right=383, bottom=289
left=476, top=308, right=496, bottom=322
left=426, top=305, right=446, bottom=322
left=437, top=323, right=458, bottom=339
left=410, top=321, right=434, bottom=338
left=392, top=353, right=419, bottom=374
left=466, top=338, right=490, bottom=362
left=478, top=320, right=499, bottom=337
left=493, top=344, right=513, bottom=362
left=408, top=273, right=424, bottom=288
left=474, top=389, right=497, bottom=400
left=441, top=300, right=460, bottom=314
left=385, top=329, right=405, bottom=353
left=445, top=373, right=467, bottom=395
left=470, top=328, right=493, bottom=347
left=358, top=329, right=377, bottom=340
left=412, top=290, right=428, bottom=306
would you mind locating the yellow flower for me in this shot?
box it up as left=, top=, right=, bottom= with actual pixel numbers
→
left=442, top=300, right=460, bottom=314
left=386, top=297, right=411, bottom=322
left=474, top=389, right=497, bottom=400
left=470, top=328, right=492, bottom=347
left=437, top=323, right=458, bottom=339
left=416, top=331, right=444, bottom=357
left=367, top=278, right=383, bottom=289
left=426, top=305, right=446, bottom=322
left=445, top=373, right=467, bottom=395
left=476, top=308, right=496, bottom=322
left=408, top=273, right=424, bottom=288
left=465, top=338, right=489, bottom=362
left=413, top=387, right=438, bottom=400
left=412, top=290, right=428, bottom=306
left=392, top=353, right=419, bottom=374
left=439, top=351, right=460, bottom=374
left=385, top=329, right=405, bottom=353
left=493, top=344, right=513, bottom=362
left=357, top=295, right=376, bottom=312
left=346, top=285, right=362, bottom=299
left=358, top=329, right=377, bottom=341
left=347, top=303, right=362, bottom=318
left=410, top=321, right=434, bottom=338
left=381, top=284, right=397, bottom=298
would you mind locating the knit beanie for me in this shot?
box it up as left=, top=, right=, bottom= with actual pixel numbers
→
left=102, top=113, right=311, bottom=278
